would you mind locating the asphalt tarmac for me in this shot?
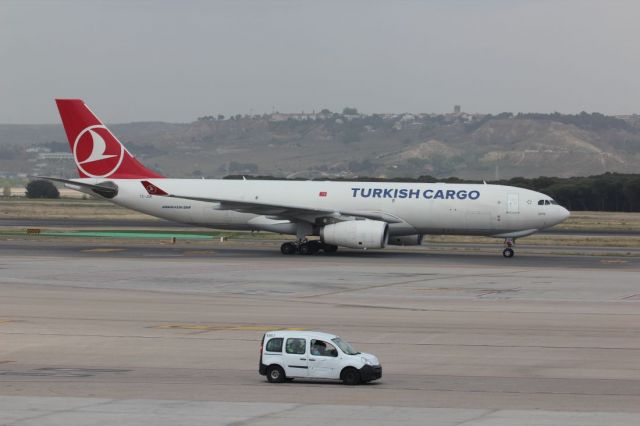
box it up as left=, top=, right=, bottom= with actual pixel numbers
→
left=1, top=238, right=639, bottom=425
left=2, top=217, right=640, bottom=236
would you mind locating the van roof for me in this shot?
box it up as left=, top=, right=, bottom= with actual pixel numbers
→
left=263, top=330, right=338, bottom=340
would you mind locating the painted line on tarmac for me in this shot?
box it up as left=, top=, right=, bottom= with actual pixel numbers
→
left=81, top=248, right=126, bottom=253
left=153, top=324, right=305, bottom=332
left=182, top=250, right=217, bottom=256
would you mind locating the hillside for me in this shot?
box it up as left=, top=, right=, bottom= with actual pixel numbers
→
left=1, top=111, right=639, bottom=180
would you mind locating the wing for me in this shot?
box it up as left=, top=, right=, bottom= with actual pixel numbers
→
left=141, top=180, right=404, bottom=224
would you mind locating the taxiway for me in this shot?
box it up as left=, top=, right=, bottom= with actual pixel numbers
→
left=1, top=238, right=639, bottom=425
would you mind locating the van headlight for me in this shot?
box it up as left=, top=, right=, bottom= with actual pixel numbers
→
left=361, top=357, right=373, bottom=365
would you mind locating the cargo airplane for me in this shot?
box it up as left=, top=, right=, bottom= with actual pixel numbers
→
left=39, top=99, right=570, bottom=257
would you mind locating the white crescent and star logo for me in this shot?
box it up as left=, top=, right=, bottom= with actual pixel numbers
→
left=73, top=125, right=125, bottom=178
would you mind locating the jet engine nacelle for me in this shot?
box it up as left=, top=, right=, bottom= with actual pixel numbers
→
left=387, top=234, right=423, bottom=246
left=320, top=220, right=388, bottom=249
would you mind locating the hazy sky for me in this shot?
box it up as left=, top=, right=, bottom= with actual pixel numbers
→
left=2, top=0, right=640, bottom=123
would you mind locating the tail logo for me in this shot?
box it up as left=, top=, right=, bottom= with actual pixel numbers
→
left=73, top=125, right=124, bottom=178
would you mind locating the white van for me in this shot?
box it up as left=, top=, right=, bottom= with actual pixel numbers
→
left=258, top=330, right=382, bottom=385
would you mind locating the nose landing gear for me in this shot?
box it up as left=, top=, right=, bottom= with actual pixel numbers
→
left=502, top=238, right=515, bottom=258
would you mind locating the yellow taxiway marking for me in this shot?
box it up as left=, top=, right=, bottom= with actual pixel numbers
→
left=0, top=320, right=14, bottom=326
left=154, top=324, right=305, bottom=332
left=82, top=248, right=126, bottom=253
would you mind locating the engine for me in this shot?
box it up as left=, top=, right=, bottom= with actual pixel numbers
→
left=320, top=220, right=388, bottom=249
left=387, top=234, right=423, bottom=246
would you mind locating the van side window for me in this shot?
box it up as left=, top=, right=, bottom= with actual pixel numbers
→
left=285, top=338, right=306, bottom=355
left=265, top=338, right=283, bottom=352
left=310, top=339, right=338, bottom=357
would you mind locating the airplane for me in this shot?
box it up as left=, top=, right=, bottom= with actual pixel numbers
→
left=38, top=99, right=570, bottom=257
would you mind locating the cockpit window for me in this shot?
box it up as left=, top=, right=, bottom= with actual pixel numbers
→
left=538, top=200, right=544, bottom=205
left=550, top=199, right=558, bottom=205
left=539, top=199, right=557, bottom=206
left=545, top=200, right=551, bottom=205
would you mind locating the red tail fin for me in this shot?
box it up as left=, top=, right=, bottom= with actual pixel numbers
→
left=55, top=99, right=163, bottom=179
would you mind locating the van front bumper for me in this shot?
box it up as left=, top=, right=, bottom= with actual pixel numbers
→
left=359, top=364, right=382, bottom=382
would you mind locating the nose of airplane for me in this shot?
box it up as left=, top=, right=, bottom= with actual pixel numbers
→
left=558, top=206, right=570, bottom=223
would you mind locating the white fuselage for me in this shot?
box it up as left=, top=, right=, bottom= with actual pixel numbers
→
left=75, top=178, right=570, bottom=238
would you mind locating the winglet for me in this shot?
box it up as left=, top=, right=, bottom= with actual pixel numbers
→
left=141, top=180, right=168, bottom=196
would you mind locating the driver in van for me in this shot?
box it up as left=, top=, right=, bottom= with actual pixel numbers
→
left=311, top=340, right=327, bottom=356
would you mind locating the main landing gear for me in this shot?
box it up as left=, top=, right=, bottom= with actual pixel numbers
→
left=502, top=238, right=515, bottom=258
left=280, top=240, right=338, bottom=255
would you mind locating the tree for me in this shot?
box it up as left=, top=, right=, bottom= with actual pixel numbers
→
left=26, top=180, right=59, bottom=199
left=342, top=107, right=359, bottom=115
left=622, top=177, right=640, bottom=211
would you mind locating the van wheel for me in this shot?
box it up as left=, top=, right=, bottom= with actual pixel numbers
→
left=341, top=367, right=360, bottom=386
left=266, top=365, right=285, bottom=383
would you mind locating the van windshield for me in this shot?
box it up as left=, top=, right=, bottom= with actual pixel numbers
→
left=332, top=337, right=360, bottom=355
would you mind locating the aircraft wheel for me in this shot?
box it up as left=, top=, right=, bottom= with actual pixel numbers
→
left=502, top=248, right=514, bottom=258
left=281, top=242, right=297, bottom=255
left=323, top=244, right=338, bottom=254
left=307, top=241, right=322, bottom=255
left=298, top=243, right=312, bottom=255
left=298, top=242, right=321, bottom=255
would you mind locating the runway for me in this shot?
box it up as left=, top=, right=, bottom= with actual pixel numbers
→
left=1, top=239, right=639, bottom=425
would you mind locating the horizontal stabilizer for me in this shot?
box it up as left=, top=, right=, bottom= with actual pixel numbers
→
left=34, top=176, right=118, bottom=199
